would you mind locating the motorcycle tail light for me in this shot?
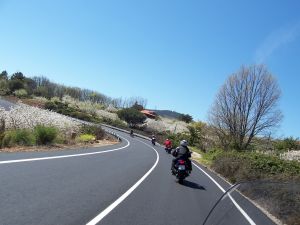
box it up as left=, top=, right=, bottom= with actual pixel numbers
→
left=178, top=160, right=185, bottom=164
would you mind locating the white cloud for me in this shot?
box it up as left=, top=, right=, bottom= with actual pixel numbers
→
left=255, top=22, right=300, bottom=63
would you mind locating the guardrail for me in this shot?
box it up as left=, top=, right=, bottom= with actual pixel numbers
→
left=102, top=128, right=122, bottom=142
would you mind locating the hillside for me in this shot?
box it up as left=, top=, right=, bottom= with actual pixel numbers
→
left=150, top=109, right=182, bottom=119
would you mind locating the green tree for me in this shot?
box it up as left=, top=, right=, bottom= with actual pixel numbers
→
left=8, top=79, right=24, bottom=92
left=117, top=108, right=146, bottom=127
left=0, top=71, right=8, bottom=80
left=179, top=114, right=193, bottom=123
left=11, top=72, right=25, bottom=80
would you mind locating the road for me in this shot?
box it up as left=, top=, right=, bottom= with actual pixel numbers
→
left=0, top=130, right=276, bottom=225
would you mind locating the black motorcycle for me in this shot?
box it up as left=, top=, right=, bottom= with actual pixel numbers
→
left=151, top=138, right=156, bottom=145
left=172, top=159, right=190, bottom=184
left=165, top=147, right=172, bottom=154
left=130, top=130, right=134, bottom=137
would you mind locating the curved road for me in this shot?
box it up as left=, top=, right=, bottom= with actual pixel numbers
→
left=0, top=130, right=276, bottom=225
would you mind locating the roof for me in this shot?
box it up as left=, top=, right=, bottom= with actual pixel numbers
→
left=141, top=110, right=157, bottom=118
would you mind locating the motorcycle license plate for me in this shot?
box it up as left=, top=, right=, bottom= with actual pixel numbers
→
left=178, top=165, right=185, bottom=170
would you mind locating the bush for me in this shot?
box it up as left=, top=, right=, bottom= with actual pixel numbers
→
left=8, top=79, right=24, bottom=92
left=77, top=134, right=96, bottom=143
left=14, top=89, right=28, bottom=98
left=34, top=125, right=58, bottom=145
left=101, top=117, right=127, bottom=128
left=0, top=79, right=9, bottom=95
left=211, top=151, right=300, bottom=183
left=275, top=137, right=300, bottom=151
left=2, top=129, right=35, bottom=147
left=117, top=108, right=146, bottom=127
left=178, top=113, right=193, bottom=123
left=80, top=125, right=105, bottom=140
left=45, top=100, right=102, bottom=123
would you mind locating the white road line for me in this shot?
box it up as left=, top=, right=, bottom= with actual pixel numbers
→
left=86, top=139, right=159, bottom=225
left=0, top=136, right=130, bottom=165
left=192, top=162, right=256, bottom=225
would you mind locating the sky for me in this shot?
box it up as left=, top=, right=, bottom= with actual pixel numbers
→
left=0, top=0, right=300, bottom=137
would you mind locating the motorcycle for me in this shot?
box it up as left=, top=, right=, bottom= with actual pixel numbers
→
left=130, top=131, right=134, bottom=137
left=172, top=159, right=190, bottom=184
left=151, top=138, right=156, bottom=145
left=165, top=146, right=172, bottom=154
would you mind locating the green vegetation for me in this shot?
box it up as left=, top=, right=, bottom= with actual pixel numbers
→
left=275, top=137, right=300, bottom=152
left=194, top=149, right=300, bottom=225
left=0, top=126, right=58, bottom=147
left=0, top=70, right=140, bottom=108
left=1, top=129, right=35, bottom=147
left=178, top=113, right=193, bottom=123
left=13, top=89, right=28, bottom=98
left=77, top=134, right=96, bottom=143
left=34, top=125, right=58, bottom=145
left=101, top=117, right=127, bottom=129
left=0, top=124, right=108, bottom=148
left=117, top=108, right=146, bottom=127
left=207, top=151, right=300, bottom=183
left=45, top=100, right=101, bottom=123
left=80, top=125, right=105, bottom=140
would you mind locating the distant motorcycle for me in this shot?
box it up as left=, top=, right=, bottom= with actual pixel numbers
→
left=151, top=138, right=156, bottom=145
left=172, top=159, right=190, bottom=184
left=130, top=130, right=134, bottom=137
left=165, top=147, right=172, bottom=154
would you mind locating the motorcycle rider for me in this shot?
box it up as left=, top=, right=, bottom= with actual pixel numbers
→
left=151, top=134, right=156, bottom=145
left=171, top=140, right=192, bottom=173
left=164, top=138, right=172, bottom=149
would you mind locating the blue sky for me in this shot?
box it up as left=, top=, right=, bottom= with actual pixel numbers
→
left=1, top=0, right=300, bottom=137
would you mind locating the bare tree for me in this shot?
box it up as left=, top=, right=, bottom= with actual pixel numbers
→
left=209, top=65, right=282, bottom=150
left=119, top=96, right=148, bottom=109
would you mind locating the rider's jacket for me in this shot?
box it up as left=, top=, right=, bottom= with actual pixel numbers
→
left=174, top=146, right=191, bottom=159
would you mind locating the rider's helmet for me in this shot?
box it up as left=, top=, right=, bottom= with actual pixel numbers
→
left=166, top=138, right=169, bottom=141
left=180, top=140, right=188, bottom=147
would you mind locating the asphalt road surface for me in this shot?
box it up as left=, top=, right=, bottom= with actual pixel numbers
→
left=0, top=130, right=277, bottom=225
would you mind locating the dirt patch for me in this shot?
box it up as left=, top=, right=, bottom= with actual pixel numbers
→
left=0, top=139, right=119, bottom=153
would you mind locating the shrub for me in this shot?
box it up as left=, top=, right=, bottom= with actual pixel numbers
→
left=178, top=113, right=193, bottom=123
left=34, top=125, right=58, bottom=145
left=275, top=137, right=300, bottom=151
left=0, top=79, right=9, bottom=95
left=211, top=151, right=300, bottom=183
left=80, top=125, right=105, bottom=140
left=44, top=100, right=102, bottom=123
left=13, top=129, right=35, bottom=146
left=117, top=108, right=146, bottom=127
left=2, top=129, right=35, bottom=147
left=101, top=117, right=127, bottom=128
left=77, top=134, right=95, bottom=143
left=14, top=89, right=28, bottom=98
left=8, top=79, right=24, bottom=92
left=2, top=131, right=15, bottom=147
